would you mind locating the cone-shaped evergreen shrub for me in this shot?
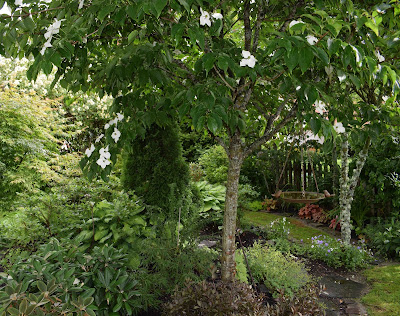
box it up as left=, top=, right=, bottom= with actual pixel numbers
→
left=121, top=123, right=190, bottom=214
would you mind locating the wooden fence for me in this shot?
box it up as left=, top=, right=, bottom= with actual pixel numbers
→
left=275, top=159, right=333, bottom=192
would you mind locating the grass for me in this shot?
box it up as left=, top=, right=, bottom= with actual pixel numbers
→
left=362, top=264, right=400, bottom=316
left=242, top=211, right=331, bottom=242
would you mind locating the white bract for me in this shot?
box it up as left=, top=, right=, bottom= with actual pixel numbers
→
left=337, top=70, right=346, bottom=82
left=375, top=50, right=385, bottom=62
left=116, top=112, right=124, bottom=121
left=85, top=144, right=95, bottom=157
left=78, top=0, right=84, bottom=9
left=212, top=12, right=223, bottom=19
left=199, top=8, right=223, bottom=27
left=289, top=20, right=304, bottom=29
left=200, top=8, right=211, bottom=27
left=41, top=18, right=64, bottom=55
left=95, top=134, right=104, bottom=143
left=315, top=100, right=327, bottom=114
left=104, top=123, right=110, bottom=130
left=306, top=35, right=318, bottom=45
left=334, top=122, right=345, bottom=134
left=111, top=127, right=121, bottom=143
left=240, top=50, right=257, bottom=68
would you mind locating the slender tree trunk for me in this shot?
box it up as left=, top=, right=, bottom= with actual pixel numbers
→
left=221, top=132, right=244, bottom=281
left=339, top=134, right=371, bottom=244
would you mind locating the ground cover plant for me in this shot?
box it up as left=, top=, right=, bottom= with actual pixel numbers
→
left=362, top=264, right=400, bottom=316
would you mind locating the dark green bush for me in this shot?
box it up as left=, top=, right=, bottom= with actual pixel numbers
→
left=121, top=123, right=190, bottom=214
left=164, top=279, right=267, bottom=316
left=2, top=239, right=142, bottom=315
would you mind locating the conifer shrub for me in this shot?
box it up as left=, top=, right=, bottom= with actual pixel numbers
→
left=121, top=123, right=190, bottom=214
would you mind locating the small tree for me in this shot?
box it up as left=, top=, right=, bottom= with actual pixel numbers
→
left=1, top=0, right=399, bottom=280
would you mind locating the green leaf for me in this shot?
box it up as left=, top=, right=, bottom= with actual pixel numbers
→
left=50, top=52, right=62, bottom=67
left=207, top=116, right=219, bottom=134
left=217, top=56, right=230, bottom=72
left=37, top=281, right=47, bottom=293
left=177, top=0, right=191, bottom=13
left=309, top=117, right=321, bottom=134
left=94, top=229, right=109, bottom=241
left=153, top=0, right=167, bottom=17
left=23, top=17, right=35, bottom=30
left=285, top=48, right=298, bottom=72
left=314, top=47, right=329, bottom=65
left=299, top=46, right=313, bottom=72
left=98, top=6, right=115, bottom=21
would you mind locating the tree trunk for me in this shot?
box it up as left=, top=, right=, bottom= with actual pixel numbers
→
left=221, top=132, right=244, bottom=281
left=339, top=134, right=371, bottom=244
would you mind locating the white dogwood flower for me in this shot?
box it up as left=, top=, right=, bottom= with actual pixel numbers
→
left=78, top=0, right=84, bottom=9
left=96, top=157, right=111, bottom=169
left=334, top=122, right=345, bottom=134
left=111, top=127, right=121, bottom=143
left=40, top=40, right=52, bottom=55
left=85, top=144, right=95, bottom=157
left=289, top=20, right=304, bottom=29
left=116, top=112, right=124, bottom=121
left=306, top=35, right=318, bottom=45
left=240, top=50, right=257, bottom=68
left=95, top=134, right=104, bottom=143
left=200, top=8, right=211, bottom=27
left=99, top=146, right=110, bottom=160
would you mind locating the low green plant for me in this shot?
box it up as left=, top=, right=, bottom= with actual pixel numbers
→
left=137, top=228, right=219, bottom=311
left=363, top=213, right=400, bottom=258
left=235, top=250, right=249, bottom=283
left=238, top=242, right=311, bottom=297
left=2, top=239, right=142, bottom=316
left=245, top=200, right=264, bottom=212
left=304, top=235, right=373, bottom=270
left=267, top=217, right=291, bottom=240
left=0, top=278, right=96, bottom=316
left=195, top=180, right=226, bottom=224
left=74, top=192, right=151, bottom=267
left=164, top=279, right=267, bottom=316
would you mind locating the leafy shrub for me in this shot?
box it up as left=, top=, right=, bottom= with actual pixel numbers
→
left=238, top=242, right=311, bottom=297
left=245, top=201, right=264, bottom=212
left=198, top=145, right=228, bottom=184
left=2, top=239, right=142, bottom=315
left=189, top=162, right=204, bottom=181
left=363, top=213, right=400, bottom=258
left=304, top=235, right=373, bottom=270
left=261, top=198, right=278, bottom=211
left=0, top=278, right=96, bottom=316
left=238, top=183, right=260, bottom=210
left=164, top=279, right=267, bottom=316
left=195, top=180, right=226, bottom=224
left=265, top=283, right=325, bottom=315
left=74, top=193, right=151, bottom=267
left=138, top=232, right=219, bottom=310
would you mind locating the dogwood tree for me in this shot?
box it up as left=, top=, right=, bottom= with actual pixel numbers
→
left=1, top=0, right=399, bottom=280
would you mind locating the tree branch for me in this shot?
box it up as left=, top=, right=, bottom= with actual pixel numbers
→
left=213, top=65, right=235, bottom=91
left=243, top=1, right=252, bottom=51
left=252, top=3, right=265, bottom=53
left=244, top=101, right=298, bottom=157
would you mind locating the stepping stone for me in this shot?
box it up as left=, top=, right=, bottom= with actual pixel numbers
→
left=319, top=275, right=367, bottom=299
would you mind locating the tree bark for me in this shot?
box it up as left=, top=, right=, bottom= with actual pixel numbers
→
left=221, top=131, right=244, bottom=281
left=339, top=134, right=371, bottom=244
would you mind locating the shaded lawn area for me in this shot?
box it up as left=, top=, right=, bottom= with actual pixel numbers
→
left=362, top=264, right=400, bottom=316
left=242, top=211, right=331, bottom=242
